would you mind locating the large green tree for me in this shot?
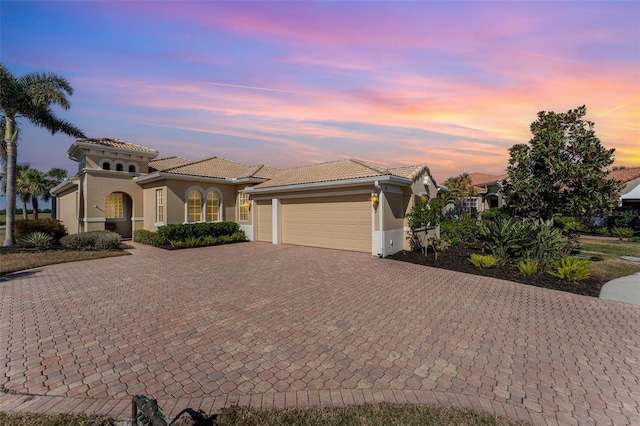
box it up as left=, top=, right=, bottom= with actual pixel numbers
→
left=1, top=64, right=85, bottom=246
left=502, top=106, right=623, bottom=222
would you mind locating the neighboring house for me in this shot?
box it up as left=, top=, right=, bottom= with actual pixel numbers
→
left=468, top=173, right=508, bottom=212
left=51, top=138, right=438, bottom=257
left=609, top=167, right=640, bottom=211
left=464, top=168, right=640, bottom=214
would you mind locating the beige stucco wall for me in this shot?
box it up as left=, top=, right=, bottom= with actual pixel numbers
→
left=85, top=152, right=150, bottom=173
left=160, top=179, right=238, bottom=226
left=82, top=171, right=144, bottom=235
left=383, top=191, right=408, bottom=230
left=56, top=187, right=79, bottom=234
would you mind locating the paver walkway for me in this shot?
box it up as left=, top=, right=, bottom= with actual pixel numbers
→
left=1, top=242, right=639, bottom=425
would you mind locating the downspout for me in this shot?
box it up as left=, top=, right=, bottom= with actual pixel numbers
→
left=375, top=181, right=384, bottom=257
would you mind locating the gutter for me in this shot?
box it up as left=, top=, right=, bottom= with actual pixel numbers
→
left=245, top=175, right=411, bottom=195
left=50, top=178, right=79, bottom=196
left=375, top=180, right=384, bottom=257
left=134, top=171, right=266, bottom=185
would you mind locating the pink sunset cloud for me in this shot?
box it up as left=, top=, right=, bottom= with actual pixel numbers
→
left=2, top=0, right=637, bottom=195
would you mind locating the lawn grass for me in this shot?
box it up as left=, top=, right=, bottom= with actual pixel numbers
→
left=0, top=403, right=532, bottom=426
left=0, top=249, right=129, bottom=275
left=0, top=412, right=115, bottom=426
left=579, top=237, right=640, bottom=281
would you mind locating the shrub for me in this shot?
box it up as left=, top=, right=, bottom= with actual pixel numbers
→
left=518, top=259, right=539, bottom=277
left=478, top=217, right=563, bottom=267
left=477, top=216, right=522, bottom=262
left=611, top=227, right=633, bottom=240
left=440, top=216, right=478, bottom=246
left=19, top=232, right=53, bottom=251
left=133, top=229, right=160, bottom=246
left=156, top=221, right=241, bottom=245
left=15, top=218, right=67, bottom=243
left=592, top=226, right=609, bottom=235
left=549, top=257, right=591, bottom=282
left=480, top=207, right=505, bottom=223
left=468, top=253, right=499, bottom=268
left=169, top=240, right=185, bottom=249
left=184, top=235, right=204, bottom=248
left=93, top=232, right=123, bottom=250
left=520, top=221, right=565, bottom=269
left=60, top=231, right=122, bottom=250
left=230, top=231, right=248, bottom=242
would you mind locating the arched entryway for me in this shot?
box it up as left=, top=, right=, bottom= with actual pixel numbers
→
left=104, top=192, right=133, bottom=238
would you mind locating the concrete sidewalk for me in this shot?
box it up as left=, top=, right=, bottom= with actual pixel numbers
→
left=600, top=272, right=640, bottom=305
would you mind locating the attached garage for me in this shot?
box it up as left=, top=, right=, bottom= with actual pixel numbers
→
left=256, top=200, right=273, bottom=242
left=244, top=158, right=437, bottom=256
left=281, top=195, right=371, bottom=253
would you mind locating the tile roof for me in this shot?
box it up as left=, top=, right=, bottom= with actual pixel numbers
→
left=608, top=167, right=640, bottom=183
left=469, top=173, right=508, bottom=186
left=76, top=138, right=158, bottom=154
left=253, top=159, right=427, bottom=189
left=163, top=157, right=265, bottom=179
left=252, top=165, right=281, bottom=179
left=148, top=157, right=192, bottom=171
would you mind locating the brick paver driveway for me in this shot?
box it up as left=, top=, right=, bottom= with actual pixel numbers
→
left=1, top=242, right=639, bottom=425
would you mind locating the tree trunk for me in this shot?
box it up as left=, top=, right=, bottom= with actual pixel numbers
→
left=32, top=197, right=39, bottom=220
left=21, top=197, right=28, bottom=220
left=3, top=117, right=17, bottom=246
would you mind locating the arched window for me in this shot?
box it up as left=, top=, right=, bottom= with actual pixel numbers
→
left=206, top=192, right=219, bottom=222
left=128, top=165, right=136, bottom=173
left=116, top=163, right=124, bottom=171
left=102, top=162, right=111, bottom=170
left=187, top=189, right=202, bottom=222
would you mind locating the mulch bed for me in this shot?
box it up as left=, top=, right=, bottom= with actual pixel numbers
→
left=387, top=242, right=605, bottom=297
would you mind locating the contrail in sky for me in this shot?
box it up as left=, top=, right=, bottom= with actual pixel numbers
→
left=202, top=81, right=349, bottom=100
left=594, top=98, right=639, bottom=118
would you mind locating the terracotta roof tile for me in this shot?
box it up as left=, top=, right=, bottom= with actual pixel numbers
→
left=149, top=157, right=191, bottom=171
left=253, top=159, right=427, bottom=189
left=387, top=164, right=431, bottom=181
left=164, top=157, right=261, bottom=179
left=469, top=172, right=508, bottom=186
left=76, top=138, right=157, bottom=154
left=252, top=165, right=281, bottom=179
left=608, top=167, right=640, bottom=183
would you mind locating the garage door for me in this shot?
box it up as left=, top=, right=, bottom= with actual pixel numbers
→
left=256, top=200, right=272, bottom=242
left=281, top=195, right=371, bottom=252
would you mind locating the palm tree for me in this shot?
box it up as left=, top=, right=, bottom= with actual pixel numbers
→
left=444, top=173, right=478, bottom=215
left=26, top=167, right=67, bottom=219
left=14, top=165, right=32, bottom=220
left=1, top=63, right=85, bottom=246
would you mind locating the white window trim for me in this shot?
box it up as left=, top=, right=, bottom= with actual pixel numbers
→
left=99, top=159, right=113, bottom=170
left=155, top=188, right=165, bottom=226
left=238, top=192, right=250, bottom=222
left=204, top=188, right=224, bottom=222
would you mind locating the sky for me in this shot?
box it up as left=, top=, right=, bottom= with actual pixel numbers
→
left=1, top=1, right=639, bottom=209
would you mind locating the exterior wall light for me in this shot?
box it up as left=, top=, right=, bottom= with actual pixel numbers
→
left=370, top=193, right=379, bottom=205
left=242, top=201, right=251, bottom=210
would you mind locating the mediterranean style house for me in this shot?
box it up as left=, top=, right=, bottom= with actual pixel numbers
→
left=51, top=138, right=439, bottom=257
